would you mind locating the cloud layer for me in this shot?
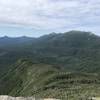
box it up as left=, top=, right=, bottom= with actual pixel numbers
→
left=0, top=0, right=100, bottom=35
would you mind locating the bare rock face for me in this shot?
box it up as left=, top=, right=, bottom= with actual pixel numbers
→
left=0, top=95, right=35, bottom=100
left=0, top=95, right=60, bottom=100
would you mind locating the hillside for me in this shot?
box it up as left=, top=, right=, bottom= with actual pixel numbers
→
left=1, top=31, right=100, bottom=74
left=0, top=59, right=100, bottom=100
left=0, top=31, right=100, bottom=99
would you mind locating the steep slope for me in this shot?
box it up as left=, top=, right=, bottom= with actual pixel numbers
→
left=0, top=59, right=100, bottom=100
left=31, top=31, right=100, bottom=72
left=1, top=31, right=100, bottom=75
left=0, top=36, right=35, bottom=77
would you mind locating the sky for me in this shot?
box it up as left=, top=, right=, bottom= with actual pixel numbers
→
left=0, top=0, right=100, bottom=37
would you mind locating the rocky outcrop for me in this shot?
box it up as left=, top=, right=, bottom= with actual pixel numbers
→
left=0, top=95, right=60, bottom=100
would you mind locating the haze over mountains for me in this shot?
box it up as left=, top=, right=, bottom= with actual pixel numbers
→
left=0, top=31, right=100, bottom=100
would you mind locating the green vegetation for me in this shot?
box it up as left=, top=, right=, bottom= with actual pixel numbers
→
left=0, top=59, right=100, bottom=100
left=0, top=31, right=100, bottom=99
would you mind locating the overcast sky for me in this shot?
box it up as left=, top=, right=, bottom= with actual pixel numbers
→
left=0, top=0, right=100, bottom=37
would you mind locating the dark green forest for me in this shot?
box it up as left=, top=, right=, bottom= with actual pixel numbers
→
left=0, top=31, right=100, bottom=100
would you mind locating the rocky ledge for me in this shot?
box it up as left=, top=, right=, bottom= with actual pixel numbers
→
left=0, top=95, right=60, bottom=100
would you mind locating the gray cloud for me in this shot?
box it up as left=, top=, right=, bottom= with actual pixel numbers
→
left=0, top=0, right=100, bottom=32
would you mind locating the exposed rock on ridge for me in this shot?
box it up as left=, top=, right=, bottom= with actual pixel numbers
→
left=0, top=95, right=60, bottom=100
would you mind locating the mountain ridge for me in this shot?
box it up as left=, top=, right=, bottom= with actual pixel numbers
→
left=0, top=59, right=100, bottom=100
left=1, top=31, right=100, bottom=73
left=0, top=31, right=100, bottom=99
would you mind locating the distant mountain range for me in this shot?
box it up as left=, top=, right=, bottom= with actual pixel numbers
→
left=0, top=31, right=100, bottom=99
left=0, top=36, right=35, bottom=47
